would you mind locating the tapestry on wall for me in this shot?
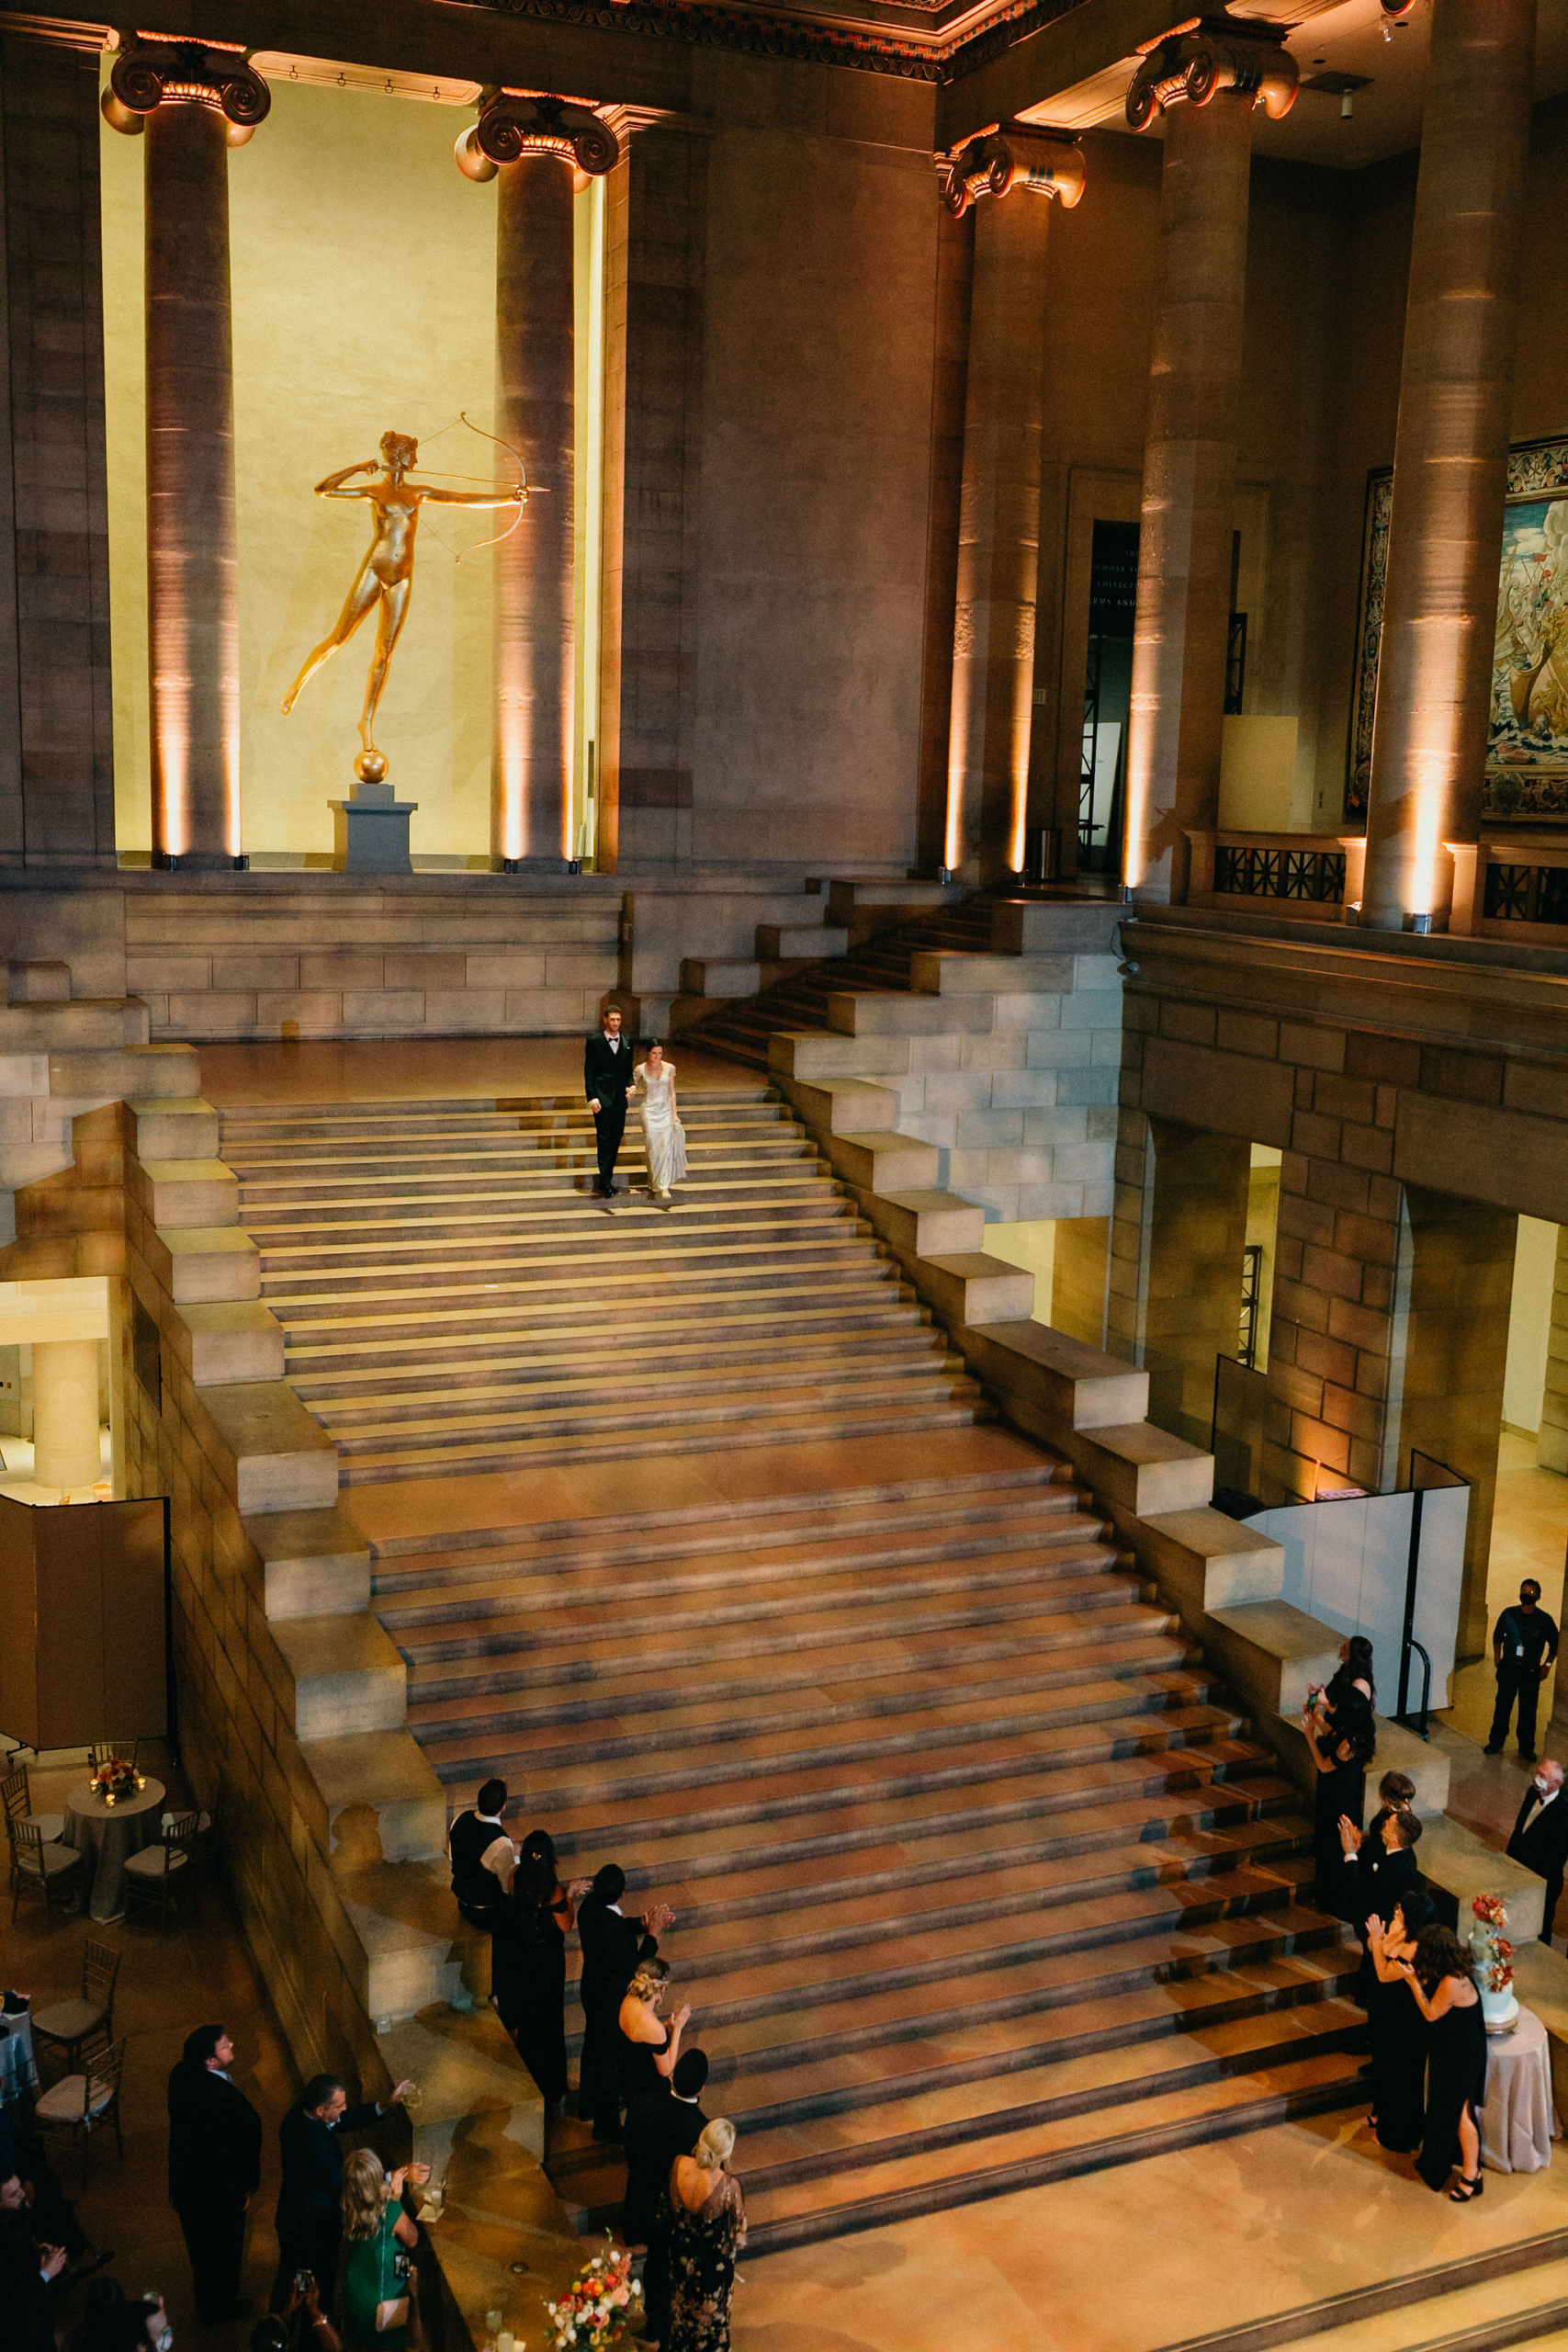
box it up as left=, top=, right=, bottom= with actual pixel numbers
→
left=1345, top=433, right=1568, bottom=822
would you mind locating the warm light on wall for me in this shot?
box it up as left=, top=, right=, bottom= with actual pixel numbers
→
left=942, top=650, right=971, bottom=873
left=573, top=173, right=605, bottom=865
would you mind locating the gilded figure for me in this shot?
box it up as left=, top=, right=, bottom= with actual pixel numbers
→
left=281, top=428, right=523, bottom=777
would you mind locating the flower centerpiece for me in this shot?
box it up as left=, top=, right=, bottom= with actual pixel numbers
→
left=543, top=2237, right=638, bottom=2350
left=89, top=1757, right=137, bottom=1807
left=1471, top=1892, right=1518, bottom=2031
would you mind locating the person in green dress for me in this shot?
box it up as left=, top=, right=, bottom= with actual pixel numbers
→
left=340, top=2149, right=426, bottom=2349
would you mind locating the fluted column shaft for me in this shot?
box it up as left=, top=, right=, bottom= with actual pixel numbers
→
left=1361, top=0, right=1536, bottom=930
left=145, top=101, right=241, bottom=868
left=1123, top=90, right=1254, bottom=904
left=493, top=156, right=575, bottom=867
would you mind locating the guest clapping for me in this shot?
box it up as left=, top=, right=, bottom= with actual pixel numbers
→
left=1364, top=1891, right=1434, bottom=2154
left=667, top=2120, right=746, bottom=2352
left=1340, top=1796, right=1422, bottom=2000
left=492, top=1830, right=590, bottom=2113
left=619, top=1960, right=692, bottom=2250
left=1397, top=1925, right=1487, bottom=2199
left=577, top=1864, right=676, bottom=2143
left=1302, top=1704, right=1374, bottom=1915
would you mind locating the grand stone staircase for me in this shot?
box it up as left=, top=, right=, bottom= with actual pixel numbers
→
left=220, top=1088, right=989, bottom=1482
left=371, top=1449, right=1362, bottom=2253
left=216, top=933, right=1367, bottom=2256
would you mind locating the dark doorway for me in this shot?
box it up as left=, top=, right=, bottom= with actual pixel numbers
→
left=1081, top=520, right=1137, bottom=876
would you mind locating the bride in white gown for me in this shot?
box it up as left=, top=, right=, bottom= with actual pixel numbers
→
left=634, top=1040, right=687, bottom=1202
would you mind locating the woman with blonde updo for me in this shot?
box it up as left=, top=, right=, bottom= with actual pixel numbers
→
left=617, top=1957, right=691, bottom=2247
left=340, top=2148, right=421, bottom=2348
left=667, top=2118, right=746, bottom=2351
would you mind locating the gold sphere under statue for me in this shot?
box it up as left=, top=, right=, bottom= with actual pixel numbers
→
left=355, top=748, right=389, bottom=786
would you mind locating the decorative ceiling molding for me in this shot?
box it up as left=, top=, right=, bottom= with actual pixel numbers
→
left=0, top=11, right=115, bottom=49
left=441, top=0, right=1088, bottom=85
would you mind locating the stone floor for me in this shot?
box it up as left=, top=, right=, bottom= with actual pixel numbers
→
left=197, top=1035, right=748, bottom=1105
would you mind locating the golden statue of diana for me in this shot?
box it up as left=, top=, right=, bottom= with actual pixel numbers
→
left=281, top=428, right=524, bottom=781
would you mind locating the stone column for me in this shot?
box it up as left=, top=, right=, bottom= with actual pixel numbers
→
left=1360, top=0, right=1536, bottom=931
left=457, top=95, right=617, bottom=870
left=939, top=126, right=1083, bottom=887
left=32, top=1336, right=100, bottom=1491
left=1108, top=1113, right=1252, bottom=1447
left=1122, top=17, right=1297, bottom=903
left=103, top=40, right=268, bottom=870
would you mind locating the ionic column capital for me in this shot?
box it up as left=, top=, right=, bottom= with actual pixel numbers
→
left=937, top=122, right=1084, bottom=220
left=1126, top=13, right=1298, bottom=132
left=455, top=89, right=620, bottom=186
left=101, top=34, right=270, bottom=143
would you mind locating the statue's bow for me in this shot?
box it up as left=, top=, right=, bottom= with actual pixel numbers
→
left=452, top=411, right=528, bottom=562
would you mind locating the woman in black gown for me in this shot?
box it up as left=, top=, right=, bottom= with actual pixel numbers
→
left=1364, top=1887, right=1433, bottom=2153
left=1301, top=1704, right=1374, bottom=1916
left=617, top=1958, right=691, bottom=2247
left=491, top=1832, right=588, bottom=2111
left=1397, top=1923, right=1487, bottom=2198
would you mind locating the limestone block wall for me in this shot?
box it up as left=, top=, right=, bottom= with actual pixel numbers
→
left=888, top=944, right=1123, bottom=1222
left=1112, top=915, right=1568, bottom=1660
left=123, top=887, right=621, bottom=1041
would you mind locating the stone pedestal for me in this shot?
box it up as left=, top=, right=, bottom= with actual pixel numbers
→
left=329, top=780, right=417, bottom=874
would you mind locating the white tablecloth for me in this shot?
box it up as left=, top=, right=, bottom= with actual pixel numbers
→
left=0, top=2006, right=34, bottom=2104
left=1482, top=2006, right=1559, bottom=2174
left=62, top=1778, right=165, bottom=1922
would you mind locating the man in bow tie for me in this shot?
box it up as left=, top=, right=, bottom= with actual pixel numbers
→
left=584, top=1005, right=637, bottom=1204
left=1507, top=1757, right=1568, bottom=1946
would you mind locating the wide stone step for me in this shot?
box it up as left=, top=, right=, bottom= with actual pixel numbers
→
left=294, top=1294, right=937, bottom=1378
left=298, top=1324, right=943, bottom=1402
left=738, top=2043, right=1364, bottom=2254
left=336, top=1395, right=991, bottom=1482
left=426, top=1686, right=1245, bottom=1814
left=376, top=1507, right=1111, bottom=1622
left=553, top=1968, right=1361, bottom=2225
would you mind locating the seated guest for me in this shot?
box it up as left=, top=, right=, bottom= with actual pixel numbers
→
left=619, top=1960, right=693, bottom=2251
left=1, top=2172, right=64, bottom=2352
left=448, top=1778, right=518, bottom=1937
left=270, top=2071, right=416, bottom=2317
left=577, top=1864, right=675, bottom=2142
left=68, top=2280, right=171, bottom=2352
left=492, top=1830, right=589, bottom=2113
left=253, top=2276, right=342, bottom=2352
left=1364, top=1888, right=1434, bottom=2154
left=638, top=2049, right=711, bottom=2346
left=341, top=2149, right=422, bottom=2351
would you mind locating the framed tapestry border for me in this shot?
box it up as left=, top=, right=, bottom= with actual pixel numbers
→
left=1343, top=431, right=1568, bottom=823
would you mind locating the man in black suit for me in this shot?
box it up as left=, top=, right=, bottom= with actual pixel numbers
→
left=636, top=2047, right=709, bottom=2346
left=584, top=1006, right=637, bottom=1201
left=1486, top=1579, right=1560, bottom=1761
left=167, top=2023, right=263, bottom=2324
left=576, top=1864, right=675, bottom=2140
left=269, top=2069, right=414, bottom=2316
left=1508, top=1758, right=1568, bottom=1945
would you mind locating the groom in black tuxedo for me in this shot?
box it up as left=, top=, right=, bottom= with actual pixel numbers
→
left=1508, top=1758, right=1568, bottom=1944
left=584, top=1005, right=636, bottom=1200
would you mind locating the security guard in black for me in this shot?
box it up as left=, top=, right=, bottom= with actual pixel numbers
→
left=1486, top=1578, right=1560, bottom=1760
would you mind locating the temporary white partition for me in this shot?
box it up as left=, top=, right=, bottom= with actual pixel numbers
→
left=1248, top=1484, right=1469, bottom=1712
